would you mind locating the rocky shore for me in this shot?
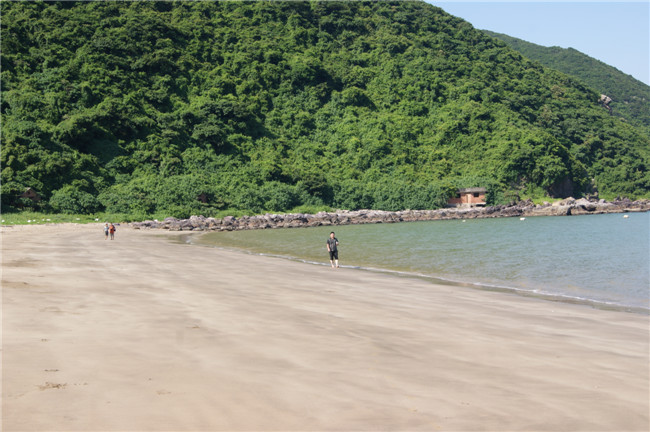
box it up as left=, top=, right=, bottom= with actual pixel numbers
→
left=130, top=198, right=650, bottom=231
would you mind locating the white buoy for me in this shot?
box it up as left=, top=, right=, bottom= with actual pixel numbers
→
left=520, top=217, right=526, bottom=221
left=623, top=215, right=629, bottom=218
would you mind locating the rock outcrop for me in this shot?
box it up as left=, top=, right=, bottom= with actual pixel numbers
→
left=130, top=199, right=650, bottom=232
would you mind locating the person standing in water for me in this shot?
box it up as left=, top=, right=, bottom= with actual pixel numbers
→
left=326, top=231, right=340, bottom=268
left=104, top=223, right=109, bottom=240
left=109, top=223, right=116, bottom=240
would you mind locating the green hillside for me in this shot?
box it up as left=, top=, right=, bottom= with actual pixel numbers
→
left=483, top=30, right=650, bottom=134
left=2, top=1, right=649, bottom=218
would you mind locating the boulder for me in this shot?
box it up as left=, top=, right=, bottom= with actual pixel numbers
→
left=573, top=198, right=597, bottom=212
left=553, top=197, right=575, bottom=206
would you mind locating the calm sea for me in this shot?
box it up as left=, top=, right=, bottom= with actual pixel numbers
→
left=193, top=212, right=649, bottom=313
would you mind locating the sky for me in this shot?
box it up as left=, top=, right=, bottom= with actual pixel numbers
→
left=427, top=1, right=650, bottom=85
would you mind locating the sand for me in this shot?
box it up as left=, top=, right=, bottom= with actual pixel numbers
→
left=2, top=223, right=649, bottom=432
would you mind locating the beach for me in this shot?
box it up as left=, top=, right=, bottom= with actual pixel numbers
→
left=2, top=224, right=649, bottom=431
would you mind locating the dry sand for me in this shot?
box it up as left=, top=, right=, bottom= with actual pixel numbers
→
left=2, top=223, right=648, bottom=432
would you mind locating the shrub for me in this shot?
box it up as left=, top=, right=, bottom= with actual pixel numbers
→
left=49, top=185, right=102, bottom=214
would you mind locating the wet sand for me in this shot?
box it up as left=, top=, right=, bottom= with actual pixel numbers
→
left=2, top=223, right=649, bottom=431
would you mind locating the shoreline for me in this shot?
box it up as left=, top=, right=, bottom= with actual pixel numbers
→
left=187, top=232, right=650, bottom=316
left=131, top=197, right=650, bottom=231
left=3, top=224, right=649, bottom=431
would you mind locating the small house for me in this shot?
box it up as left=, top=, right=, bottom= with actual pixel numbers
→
left=20, top=187, right=42, bottom=203
left=447, top=187, right=486, bottom=207
left=16, top=187, right=42, bottom=209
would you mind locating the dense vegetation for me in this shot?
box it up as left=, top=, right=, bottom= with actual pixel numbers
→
left=2, top=1, right=649, bottom=218
left=483, top=30, right=650, bottom=135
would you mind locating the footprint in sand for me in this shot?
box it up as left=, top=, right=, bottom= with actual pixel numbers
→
left=38, top=382, right=66, bottom=390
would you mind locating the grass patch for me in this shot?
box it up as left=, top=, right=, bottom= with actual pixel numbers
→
left=0, top=212, right=166, bottom=225
left=0, top=206, right=335, bottom=226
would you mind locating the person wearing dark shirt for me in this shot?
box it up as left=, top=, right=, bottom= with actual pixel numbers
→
left=326, top=232, right=339, bottom=269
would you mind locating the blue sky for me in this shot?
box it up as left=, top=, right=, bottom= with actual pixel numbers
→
left=427, top=1, right=649, bottom=85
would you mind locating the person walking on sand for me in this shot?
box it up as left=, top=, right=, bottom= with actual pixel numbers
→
left=326, top=231, right=340, bottom=268
left=109, top=223, right=116, bottom=240
left=104, top=223, right=109, bottom=240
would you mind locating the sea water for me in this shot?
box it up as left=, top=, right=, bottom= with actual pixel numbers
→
left=194, top=212, right=650, bottom=313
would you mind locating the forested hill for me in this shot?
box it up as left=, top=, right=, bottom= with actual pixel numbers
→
left=483, top=30, right=650, bottom=135
left=2, top=1, right=649, bottom=218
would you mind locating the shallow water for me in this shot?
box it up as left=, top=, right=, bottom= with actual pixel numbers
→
left=194, top=212, right=649, bottom=313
